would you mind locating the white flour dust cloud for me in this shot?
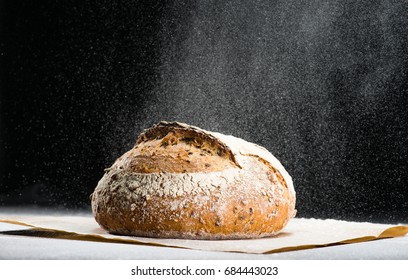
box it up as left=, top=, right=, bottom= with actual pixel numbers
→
left=103, top=1, right=408, bottom=221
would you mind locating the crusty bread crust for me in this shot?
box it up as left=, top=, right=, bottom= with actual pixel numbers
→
left=91, top=121, right=296, bottom=239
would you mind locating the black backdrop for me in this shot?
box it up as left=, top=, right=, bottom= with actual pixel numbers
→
left=1, top=0, right=407, bottom=223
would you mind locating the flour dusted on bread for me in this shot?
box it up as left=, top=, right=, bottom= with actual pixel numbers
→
left=91, top=121, right=296, bottom=239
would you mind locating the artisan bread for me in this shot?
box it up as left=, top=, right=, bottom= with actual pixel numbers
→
left=91, top=121, right=296, bottom=239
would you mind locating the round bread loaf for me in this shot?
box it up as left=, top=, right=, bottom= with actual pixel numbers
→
left=91, top=121, right=296, bottom=239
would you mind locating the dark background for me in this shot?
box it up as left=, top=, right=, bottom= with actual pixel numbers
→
left=1, top=0, right=407, bottom=223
